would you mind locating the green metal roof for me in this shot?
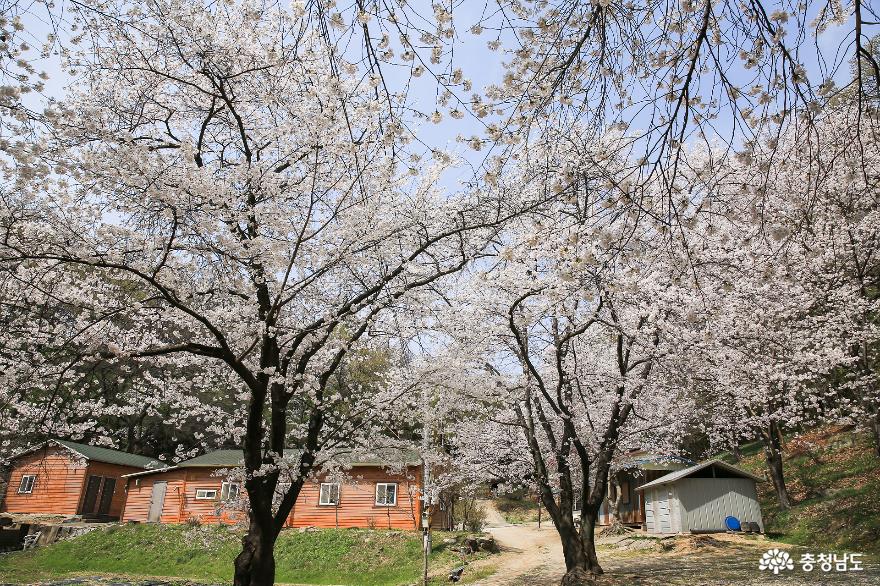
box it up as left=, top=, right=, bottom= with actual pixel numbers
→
left=635, top=459, right=764, bottom=491
left=53, top=439, right=161, bottom=469
left=179, top=447, right=422, bottom=468
left=179, top=449, right=244, bottom=467
left=123, top=447, right=422, bottom=478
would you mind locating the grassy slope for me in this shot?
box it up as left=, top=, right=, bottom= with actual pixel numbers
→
left=494, top=497, right=540, bottom=525
left=0, top=524, right=494, bottom=585
left=719, top=426, right=880, bottom=555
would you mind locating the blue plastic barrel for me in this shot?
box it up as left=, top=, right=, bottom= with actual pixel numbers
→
left=724, top=515, right=741, bottom=531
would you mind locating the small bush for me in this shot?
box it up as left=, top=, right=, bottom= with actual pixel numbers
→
left=184, top=516, right=202, bottom=528
left=464, top=503, right=487, bottom=532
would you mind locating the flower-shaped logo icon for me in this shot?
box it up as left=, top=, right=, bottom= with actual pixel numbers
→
left=759, top=548, right=794, bottom=574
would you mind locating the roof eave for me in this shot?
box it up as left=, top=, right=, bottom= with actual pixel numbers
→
left=635, top=459, right=764, bottom=491
left=121, top=466, right=179, bottom=478
left=7, top=439, right=89, bottom=464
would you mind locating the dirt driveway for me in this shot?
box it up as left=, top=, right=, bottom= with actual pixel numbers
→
left=470, top=516, right=879, bottom=586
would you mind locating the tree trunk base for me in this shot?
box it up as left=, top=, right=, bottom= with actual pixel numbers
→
left=599, top=520, right=634, bottom=537
left=561, top=567, right=597, bottom=586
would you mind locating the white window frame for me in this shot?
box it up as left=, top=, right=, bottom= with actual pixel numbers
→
left=18, top=474, right=36, bottom=494
left=375, top=482, right=397, bottom=507
left=220, top=482, right=240, bottom=501
left=195, top=488, right=218, bottom=500
left=319, top=482, right=339, bottom=506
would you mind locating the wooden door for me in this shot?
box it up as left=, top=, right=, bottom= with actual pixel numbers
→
left=81, top=475, right=102, bottom=515
left=97, top=478, right=116, bottom=515
left=148, top=481, right=167, bottom=522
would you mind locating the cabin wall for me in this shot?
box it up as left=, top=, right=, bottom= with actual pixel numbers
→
left=287, top=466, right=422, bottom=530
left=676, top=478, right=764, bottom=532
left=1, top=447, right=87, bottom=515
left=178, top=468, right=245, bottom=524
left=122, top=470, right=187, bottom=523
left=84, top=461, right=144, bottom=518
left=122, top=465, right=426, bottom=530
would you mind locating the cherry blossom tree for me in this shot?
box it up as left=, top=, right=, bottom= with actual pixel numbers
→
left=678, top=103, right=880, bottom=509
left=413, top=129, right=698, bottom=579
left=0, top=1, right=533, bottom=584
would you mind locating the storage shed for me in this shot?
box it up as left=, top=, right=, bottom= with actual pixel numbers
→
left=636, top=459, right=764, bottom=534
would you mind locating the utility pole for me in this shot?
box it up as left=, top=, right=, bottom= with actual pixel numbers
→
left=421, top=380, right=433, bottom=586
left=422, top=456, right=431, bottom=586
left=537, top=495, right=542, bottom=529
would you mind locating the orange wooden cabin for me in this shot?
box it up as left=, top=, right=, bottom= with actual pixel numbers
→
left=121, top=449, right=448, bottom=530
left=1, top=439, right=160, bottom=520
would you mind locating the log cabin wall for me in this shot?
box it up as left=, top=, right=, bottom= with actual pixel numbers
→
left=178, top=468, right=245, bottom=525
left=121, top=469, right=187, bottom=523
left=83, top=461, right=145, bottom=518
left=287, top=466, right=422, bottom=530
left=122, top=464, right=428, bottom=530
left=1, top=446, right=87, bottom=515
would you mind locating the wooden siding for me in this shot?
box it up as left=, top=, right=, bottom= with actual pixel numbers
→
left=178, top=468, right=245, bottom=525
left=288, top=467, right=422, bottom=530
left=123, top=465, right=426, bottom=530
left=1, top=446, right=87, bottom=515
left=1, top=446, right=144, bottom=517
left=122, top=470, right=187, bottom=523
left=84, top=461, right=144, bottom=518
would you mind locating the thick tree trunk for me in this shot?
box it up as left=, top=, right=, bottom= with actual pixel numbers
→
left=233, top=515, right=276, bottom=586
left=608, top=476, right=621, bottom=522
left=557, top=517, right=587, bottom=572
left=558, top=507, right=602, bottom=585
left=580, top=507, right=602, bottom=573
left=763, top=422, right=791, bottom=510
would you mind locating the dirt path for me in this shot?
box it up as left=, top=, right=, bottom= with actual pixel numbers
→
left=468, top=500, right=562, bottom=585
left=477, top=499, right=509, bottom=528
left=472, top=523, right=562, bottom=585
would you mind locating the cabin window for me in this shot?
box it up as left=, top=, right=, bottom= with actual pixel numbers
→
left=18, top=475, right=36, bottom=494
left=319, top=483, right=340, bottom=506
left=220, top=482, right=240, bottom=501
left=195, top=488, right=218, bottom=500
left=375, top=483, right=397, bottom=506
left=620, top=481, right=630, bottom=505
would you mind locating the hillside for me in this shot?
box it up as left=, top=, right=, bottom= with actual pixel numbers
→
left=720, top=425, right=880, bottom=555
left=0, top=524, right=495, bottom=585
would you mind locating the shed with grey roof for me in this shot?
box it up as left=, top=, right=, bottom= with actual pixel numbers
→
left=635, top=459, right=765, bottom=534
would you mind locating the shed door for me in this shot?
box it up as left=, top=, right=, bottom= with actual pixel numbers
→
left=655, top=488, right=673, bottom=533
left=81, top=475, right=102, bottom=514
left=148, top=481, right=167, bottom=522
left=97, top=478, right=116, bottom=515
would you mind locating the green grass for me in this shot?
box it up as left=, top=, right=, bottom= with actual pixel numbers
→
left=718, top=426, right=880, bottom=555
left=494, top=496, right=540, bottom=525
left=0, top=524, right=493, bottom=585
